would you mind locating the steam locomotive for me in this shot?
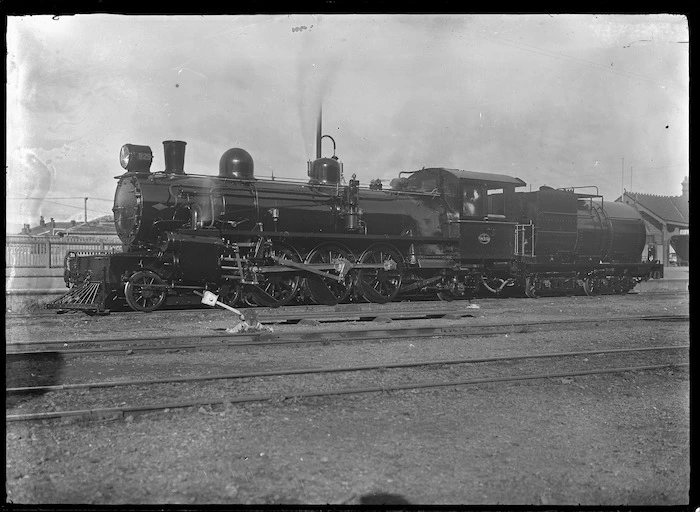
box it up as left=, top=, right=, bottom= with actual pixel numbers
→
left=48, top=132, right=663, bottom=313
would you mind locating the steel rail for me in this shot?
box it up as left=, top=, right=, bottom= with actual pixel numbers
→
left=6, top=363, right=688, bottom=422
left=6, top=345, right=688, bottom=394
left=5, top=314, right=689, bottom=355
left=33, top=307, right=476, bottom=324
left=9, top=300, right=472, bottom=321
left=5, top=289, right=688, bottom=321
left=5, top=306, right=481, bottom=346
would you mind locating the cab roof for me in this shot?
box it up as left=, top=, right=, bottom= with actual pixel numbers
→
left=409, top=167, right=526, bottom=188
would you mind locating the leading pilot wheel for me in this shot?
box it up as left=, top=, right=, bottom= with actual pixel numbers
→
left=124, top=270, right=167, bottom=312
left=357, top=243, right=403, bottom=304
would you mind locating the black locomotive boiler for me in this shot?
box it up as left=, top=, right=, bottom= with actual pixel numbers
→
left=49, top=135, right=663, bottom=313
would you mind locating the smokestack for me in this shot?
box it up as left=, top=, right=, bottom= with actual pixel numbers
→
left=316, top=105, right=322, bottom=159
left=163, top=140, right=187, bottom=175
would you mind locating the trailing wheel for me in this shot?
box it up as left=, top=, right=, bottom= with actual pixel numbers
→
left=303, top=243, right=355, bottom=306
left=124, top=270, right=167, bottom=312
left=356, top=243, right=403, bottom=304
left=248, top=242, right=301, bottom=307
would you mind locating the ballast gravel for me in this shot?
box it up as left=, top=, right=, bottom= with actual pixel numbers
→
left=5, top=292, right=690, bottom=505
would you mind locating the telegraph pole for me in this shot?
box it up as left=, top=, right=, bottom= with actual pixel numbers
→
left=630, top=166, right=633, bottom=192
left=84, top=197, right=88, bottom=224
left=621, top=157, right=624, bottom=195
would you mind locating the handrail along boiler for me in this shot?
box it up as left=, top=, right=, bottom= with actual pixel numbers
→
left=50, top=136, right=663, bottom=313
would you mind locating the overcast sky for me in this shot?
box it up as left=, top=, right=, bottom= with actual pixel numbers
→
left=6, top=14, right=689, bottom=232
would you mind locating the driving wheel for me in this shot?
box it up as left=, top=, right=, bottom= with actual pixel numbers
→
left=357, top=243, right=403, bottom=304
left=303, top=243, right=355, bottom=305
left=248, top=242, right=301, bottom=307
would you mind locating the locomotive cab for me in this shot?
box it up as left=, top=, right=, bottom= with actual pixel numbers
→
left=451, top=170, right=525, bottom=261
left=396, top=167, right=525, bottom=262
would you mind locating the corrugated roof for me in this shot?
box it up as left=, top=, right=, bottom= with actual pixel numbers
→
left=625, top=192, right=689, bottom=225
left=669, top=195, right=690, bottom=222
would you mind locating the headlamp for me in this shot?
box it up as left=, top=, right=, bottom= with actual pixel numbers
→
left=120, top=144, right=153, bottom=172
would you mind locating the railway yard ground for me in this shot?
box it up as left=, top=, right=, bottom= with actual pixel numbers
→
left=5, top=291, right=691, bottom=506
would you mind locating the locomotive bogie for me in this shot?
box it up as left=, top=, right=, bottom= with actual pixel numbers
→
left=521, top=271, right=581, bottom=298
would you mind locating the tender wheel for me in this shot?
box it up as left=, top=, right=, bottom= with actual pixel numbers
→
left=248, top=242, right=301, bottom=308
left=524, top=276, right=538, bottom=299
left=583, top=275, right=602, bottom=296
left=612, top=276, right=634, bottom=295
left=303, top=243, right=355, bottom=306
left=124, top=270, right=167, bottom=312
left=357, top=243, right=403, bottom=304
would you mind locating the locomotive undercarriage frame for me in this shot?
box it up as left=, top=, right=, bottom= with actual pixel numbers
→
left=54, top=226, right=664, bottom=313
left=236, top=233, right=467, bottom=306
left=224, top=232, right=498, bottom=305
left=216, top=238, right=408, bottom=306
left=55, top=235, right=415, bottom=311
left=56, top=232, right=487, bottom=312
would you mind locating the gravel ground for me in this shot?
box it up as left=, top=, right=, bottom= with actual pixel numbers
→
left=5, top=293, right=691, bottom=505
left=6, top=322, right=689, bottom=414
left=5, top=292, right=689, bottom=342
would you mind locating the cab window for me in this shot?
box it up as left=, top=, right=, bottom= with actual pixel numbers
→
left=487, top=188, right=505, bottom=216
left=462, top=184, right=484, bottom=217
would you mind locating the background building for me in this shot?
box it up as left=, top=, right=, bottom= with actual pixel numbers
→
left=617, top=177, right=689, bottom=266
left=7, top=214, right=121, bottom=273
left=18, top=214, right=119, bottom=241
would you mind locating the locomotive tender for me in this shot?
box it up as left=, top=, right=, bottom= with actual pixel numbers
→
left=49, top=134, right=663, bottom=313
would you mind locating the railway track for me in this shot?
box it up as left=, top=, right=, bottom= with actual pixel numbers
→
left=6, top=307, right=689, bottom=423
left=6, top=302, right=478, bottom=330
left=5, top=289, right=688, bottom=321
left=10, top=297, right=476, bottom=320
left=6, top=344, right=688, bottom=422
left=5, top=314, right=689, bottom=356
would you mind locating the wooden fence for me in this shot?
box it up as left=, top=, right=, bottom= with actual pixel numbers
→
left=6, top=236, right=123, bottom=269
